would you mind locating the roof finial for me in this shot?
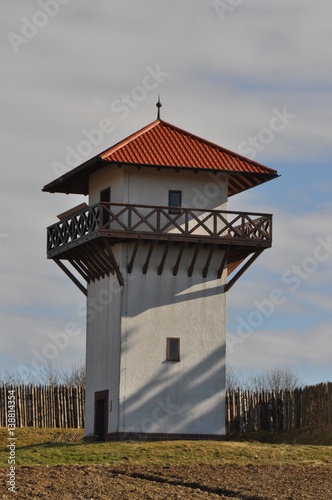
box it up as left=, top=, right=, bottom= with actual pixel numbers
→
left=156, top=95, right=162, bottom=120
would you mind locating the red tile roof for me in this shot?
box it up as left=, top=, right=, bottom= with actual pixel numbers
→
left=43, top=119, right=278, bottom=196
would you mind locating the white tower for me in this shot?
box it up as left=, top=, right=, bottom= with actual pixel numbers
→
left=44, top=110, right=278, bottom=440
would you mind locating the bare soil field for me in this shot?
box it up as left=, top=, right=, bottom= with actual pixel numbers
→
left=2, top=462, right=331, bottom=499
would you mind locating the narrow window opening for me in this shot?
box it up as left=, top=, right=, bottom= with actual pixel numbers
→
left=167, top=337, right=180, bottom=362
left=100, top=187, right=111, bottom=227
left=168, top=190, right=182, bottom=214
left=100, top=187, right=111, bottom=202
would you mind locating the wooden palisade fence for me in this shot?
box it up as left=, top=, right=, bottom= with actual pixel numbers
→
left=0, top=383, right=331, bottom=432
left=0, top=385, right=84, bottom=428
left=226, top=382, right=332, bottom=433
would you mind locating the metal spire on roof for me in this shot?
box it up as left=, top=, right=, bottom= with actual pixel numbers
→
left=156, top=95, right=162, bottom=120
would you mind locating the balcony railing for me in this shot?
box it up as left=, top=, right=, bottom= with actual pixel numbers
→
left=47, top=202, right=272, bottom=256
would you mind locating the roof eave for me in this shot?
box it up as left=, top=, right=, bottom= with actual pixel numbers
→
left=42, top=156, right=102, bottom=194
left=42, top=158, right=279, bottom=196
left=228, top=171, right=280, bottom=197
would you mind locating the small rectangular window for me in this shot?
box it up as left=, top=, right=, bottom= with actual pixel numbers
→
left=168, top=190, right=182, bottom=214
left=167, top=337, right=180, bottom=362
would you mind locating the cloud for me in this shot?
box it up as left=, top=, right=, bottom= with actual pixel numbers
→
left=0, top=311, right=86, bottom=378
left=1, top=1, right=332, bottom=383
left=227, top=323, right=332, bottom=377
left=227, top=189, right=332, bottom=384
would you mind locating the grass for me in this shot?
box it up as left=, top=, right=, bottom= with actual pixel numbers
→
left=1, top=426, right=332, bottom=469
left=227, top=423, right=332, bottom=446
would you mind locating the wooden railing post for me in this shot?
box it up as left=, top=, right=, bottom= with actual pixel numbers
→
left=127, top=205, right=132, bottom=230
left=213, top=212, right=217, bottom=236
left=156, top=208, right=160, bottom=232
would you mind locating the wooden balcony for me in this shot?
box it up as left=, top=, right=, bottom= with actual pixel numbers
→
left=46, top=203, right=272, bottom=294
left=47, top=203, right=272, bottom=256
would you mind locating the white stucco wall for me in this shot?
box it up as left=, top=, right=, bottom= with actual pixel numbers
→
left=85, top=240, right=227, bottom=437
left=89, top=166, right=125, bottom=205
left=89, top=164, right=228, bottom=211
left=120, top=242, right=226, bottom=435
left=84, top=246, right=123, bottom=436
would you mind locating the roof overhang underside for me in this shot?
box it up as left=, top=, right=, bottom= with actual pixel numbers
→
left=42, top=159, right=278, bottom=197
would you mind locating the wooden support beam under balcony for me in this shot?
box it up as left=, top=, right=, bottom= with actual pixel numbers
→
left=225, top=250, right=264, bottom=292
left=158, top=242, right=169, bottom=276
left=188, top=245, right=200, bottom=278
left=127, top=241, right=139, bottom=274
left=143, top=242, right=154, bottom=275
left=54, top=259, right=87, bottom=296
left=173, top=244, right=185, bottom=276
left=50, top=239, right=269, bottom=295
left=102, top=238, right=124, bottom=286
left=217, top=247, right=230, bottom=279
left=203, top=247, right=214, bottom=278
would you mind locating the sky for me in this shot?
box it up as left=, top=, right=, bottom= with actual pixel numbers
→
left=1, top=1, right=331, bottom=386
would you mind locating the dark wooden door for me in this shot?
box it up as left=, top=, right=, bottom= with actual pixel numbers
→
left=95, top=399, right=106, bottom=441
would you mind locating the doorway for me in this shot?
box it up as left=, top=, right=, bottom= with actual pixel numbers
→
left=94, top=390, right=109, bottom=441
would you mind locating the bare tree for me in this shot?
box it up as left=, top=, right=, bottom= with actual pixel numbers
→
left=245, top=371, right=268, bottom=393
left=0, top=360, right=86, bottom=387
left=0, top=369, right=23, bottom=387
left=62, top=361, right=86, bottom=387
left=266, top=367, right=302, bottom=392
left=246, top=366, right=302, bottom=393
left=226, top=364, right=243, bottom=391
left=36, top=359, right=63, bottom=386
left=0, top=366, right=36, bottom=386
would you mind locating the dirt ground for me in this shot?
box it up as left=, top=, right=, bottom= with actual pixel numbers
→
left=1, top=463, right=331, bottom=499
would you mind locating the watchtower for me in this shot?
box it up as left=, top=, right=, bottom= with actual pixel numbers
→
left=43, top=108, right=278, bottom=440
